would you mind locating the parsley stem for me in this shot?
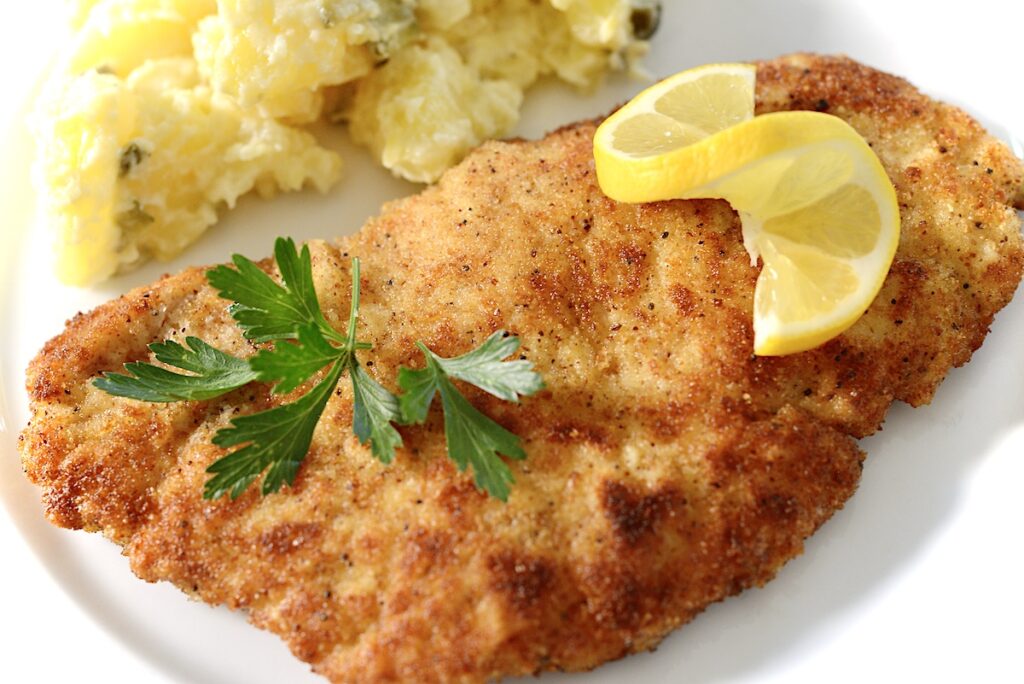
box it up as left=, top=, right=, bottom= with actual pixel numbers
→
left=346, top=258, right=361, bottom=345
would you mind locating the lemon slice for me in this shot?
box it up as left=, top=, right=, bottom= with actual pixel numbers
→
left=594, top=62, right=757, bottom=201
left=594, top=66, right=899, bottom=356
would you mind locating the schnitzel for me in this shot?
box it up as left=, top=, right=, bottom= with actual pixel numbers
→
left=19, top=52, right=1024, bottom=683
left=19, top=54, right=1024, bottom=682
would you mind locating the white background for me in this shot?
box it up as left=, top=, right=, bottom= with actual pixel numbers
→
left=1, top=1, right=1022, bottom=683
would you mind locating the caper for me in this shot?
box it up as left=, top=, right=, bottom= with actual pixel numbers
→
left=630, top=0, right=662, bottom=40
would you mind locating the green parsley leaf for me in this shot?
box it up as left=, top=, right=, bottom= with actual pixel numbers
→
left=428, top=331, right=545, bottom=402
left=397, top=334, right=542, bottom=500
left=251, top=323, right=344, bottom=395
left=435, top=373, right=525, bottom=501
left=395, top=356, right=441, bottom=425
left=206, top=237, right=341, bottom=344
left=94, top=337, right=257, bottom=402
left=205, top=360, right=345, bottom=499
left=349, top=362, right=403, bottom=464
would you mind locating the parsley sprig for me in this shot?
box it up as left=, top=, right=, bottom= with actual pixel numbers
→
left=95, top=238, right=542, bottom=501
left=398, top=335, right=544, bottom=500
left=203, top=243, right=402, bottom=499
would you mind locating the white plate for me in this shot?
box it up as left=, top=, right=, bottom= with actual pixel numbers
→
left=2, top=1, right=1022, bottom=683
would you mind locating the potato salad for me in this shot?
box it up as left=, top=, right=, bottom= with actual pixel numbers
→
left=37, top=0, right=659, bottom=285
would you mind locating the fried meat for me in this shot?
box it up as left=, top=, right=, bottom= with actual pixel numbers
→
left=19, top=54, right=1024, bottom=682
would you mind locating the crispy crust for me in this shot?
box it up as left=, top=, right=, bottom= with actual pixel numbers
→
left=19, top=55, right=1024, bottom=682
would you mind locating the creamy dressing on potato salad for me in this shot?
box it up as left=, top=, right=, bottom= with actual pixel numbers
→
left=36, top=0, right=659, bottom=286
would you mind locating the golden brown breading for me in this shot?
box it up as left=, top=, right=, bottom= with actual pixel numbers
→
left=19, top=55, right=1024, bottom=683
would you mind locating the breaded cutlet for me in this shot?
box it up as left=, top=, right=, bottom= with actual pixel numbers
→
left=19, top=54, right=1024, bottom=682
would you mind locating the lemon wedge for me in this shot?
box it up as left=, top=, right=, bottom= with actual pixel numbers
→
left=594, top=64, right=899, bottom=356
